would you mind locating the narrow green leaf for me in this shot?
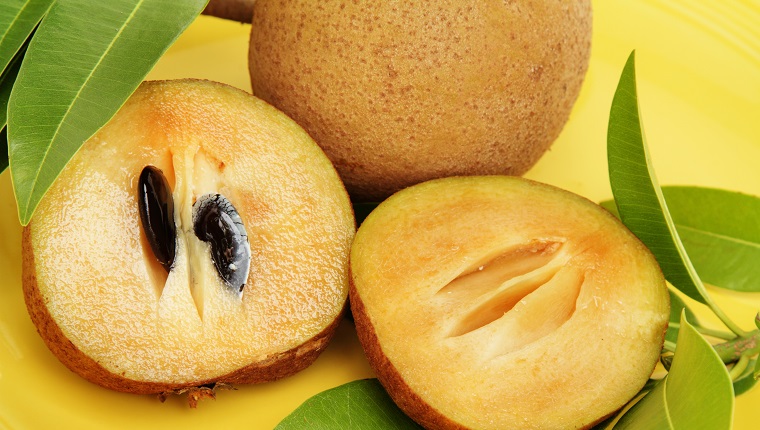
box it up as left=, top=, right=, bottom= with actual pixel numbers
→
left=8, top=0, right=208, bottom=225
left=599, top=199, right=619, bottom=218
left=1, top=128, right=8, bottom=173
left=733, top=356, right=758, bottom=396
left=754, top=354, right=760, bottom=381
left=590, top=391, right=649, bottom=430
left=611, top=380, right=672, bottom=429
left=602, top=186, right=760, bottom=293
left=0, top=0, right=53, bottom=73
left=615, top=312, right=734, bottom=429
left=666, top=312, right=734, bottom=429
left=275, top=379, right=422, bottom=430
left=0, top=39, right=26, bottom=173
left=607, top=51, right=708, bottom=305
left=662, top=186, right=760, bottom=292
left=665, top=289, right=697, bottom=344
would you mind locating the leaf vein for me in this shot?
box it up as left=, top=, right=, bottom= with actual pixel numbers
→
left=21, top=0, right=146, bottom=213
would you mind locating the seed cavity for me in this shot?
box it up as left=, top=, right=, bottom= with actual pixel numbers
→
left=138, top=166, right=176, bottom=273
left=447, top=264, right=562, bottom=337
left=437, top=238, right=585, bottom=358
left=437, top=240, right=563, bottom=299
left=192, top=193, right=251, bottom=295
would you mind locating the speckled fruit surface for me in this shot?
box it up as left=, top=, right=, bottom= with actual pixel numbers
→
left=249, top=0, right=592, bottom=201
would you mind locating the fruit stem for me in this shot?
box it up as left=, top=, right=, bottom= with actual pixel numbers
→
left=667, top=322, right=737, bottom=340
left=713, top=329, right=760, bottom=364
left=729, top=353, right=751, bottom=381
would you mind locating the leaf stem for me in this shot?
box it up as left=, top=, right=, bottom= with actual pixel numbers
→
left=713, top=329, right=760, bottom=364
left=667, top=322, right=736, bottom=340
left=663, top=340, right=677, bottom=353
left=705, top=299, right=749, bottom=338
left=729, top=353, right=751, bottom=381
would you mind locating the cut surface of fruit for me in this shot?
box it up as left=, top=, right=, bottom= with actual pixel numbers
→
left=350, top=176, right=669, bottom=430
left=23, top=79, right=355, bottom=394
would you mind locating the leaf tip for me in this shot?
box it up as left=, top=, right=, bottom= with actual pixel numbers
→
left=623, top=50, right=637, bottom=75
left=9, top=171, right=35, bottom=227
left=16, top=197, right=33, bottom=226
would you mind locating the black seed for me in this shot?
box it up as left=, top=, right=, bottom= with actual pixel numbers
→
left=193, top=193, right=251, bottom=294
left=138, top=166, right=176, bottom=273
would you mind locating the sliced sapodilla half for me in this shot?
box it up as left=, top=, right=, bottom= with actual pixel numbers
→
left=22, top=79, right=355, bottom=396
left=350, top=176, right=669, bottom=430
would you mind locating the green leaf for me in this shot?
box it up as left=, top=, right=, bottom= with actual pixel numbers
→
left=1, top=128, right=8, bottom=173
left=606, top=51, right=709, bottom=305
left=8, top=0, right=208, bottom=225
left=661, top=186, right=760, bottom=292
left=733, top=356, right=758, bottom=396
left=599, top=199, right=619, bottom=218
left=665, top=312, right=734, bottom=428
left=0, top=0, right=53, bottom=74
left=614, top=311, right=734, bottom=429
left=590, top=391, right=649, bottom=430
left=0, top=39, right=26, bottom=174
left=275, top=379, right=422, bottom=430
left=665, top=289, right=697, bottom=344
left=608, top=379, right=671, bottom=429
left=602, top=187, right=760, bottom=293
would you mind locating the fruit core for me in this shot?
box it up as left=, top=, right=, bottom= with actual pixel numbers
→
left=438, top=239, right=583, bottom=358
left=137, top=165, right=252, bottom=309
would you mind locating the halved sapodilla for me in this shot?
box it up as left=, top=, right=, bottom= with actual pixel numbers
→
left=350, top=176, right=669, bottom=430
left=22, top=80, right=355, bottom=398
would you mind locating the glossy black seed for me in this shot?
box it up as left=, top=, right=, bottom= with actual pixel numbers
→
left=138, top=166, right=176, bottom=273
left=193, top=193, right=251, bottom=294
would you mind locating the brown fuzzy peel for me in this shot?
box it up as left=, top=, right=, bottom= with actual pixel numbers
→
left=349, top=279, right=466, bottom=430
left=202, top=0, right=255, bottom=23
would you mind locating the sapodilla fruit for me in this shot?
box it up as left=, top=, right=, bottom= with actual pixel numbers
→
left=249, top=0, right=593, bottom=202
left=22, top=80, right=355, bottom=397
left=350, top=176, right=669, bottom=430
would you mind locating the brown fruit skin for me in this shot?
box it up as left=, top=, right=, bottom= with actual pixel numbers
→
left=249, top=0, right=592, bottom=202
left=349, top=281, right=465, bottom=430
left=23, top=228, right=343, bottom=395
left=203, top=0, right=255, bottom=23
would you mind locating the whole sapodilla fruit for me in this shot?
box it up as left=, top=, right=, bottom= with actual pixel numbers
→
left=22, top=80, right=355, bottom=395
left=350, top=176, right=669, bottom=429
left=249, top=0, right=593, bottom=202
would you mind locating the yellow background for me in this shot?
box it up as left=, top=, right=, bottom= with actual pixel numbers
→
left=2, top=1, right=760, bottom=428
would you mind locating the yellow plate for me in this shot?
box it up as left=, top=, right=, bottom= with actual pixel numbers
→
left=2, top=1, right=760, bottom=428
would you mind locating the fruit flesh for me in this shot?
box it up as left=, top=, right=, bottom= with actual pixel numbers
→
left=350, top=176, right=669, bottom=430
left=250, top=0, right=592, bottom=201
left=24, top=80, right=354, bottom=389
